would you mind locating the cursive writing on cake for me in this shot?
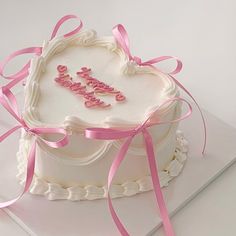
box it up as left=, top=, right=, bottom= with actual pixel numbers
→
left=77, top=67, right=126, bottom=102
left=55, top=65, right=110, bottom=108
left=54, top=65, right=126, bottom=109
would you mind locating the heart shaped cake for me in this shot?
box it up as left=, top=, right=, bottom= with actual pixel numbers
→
left=17, top=26, right=188, bottom=201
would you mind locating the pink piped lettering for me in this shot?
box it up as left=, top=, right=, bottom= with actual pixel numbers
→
left=116, top=93, right=126, bottom=101
left=55, top=65, right=111, bottom=109
left=77, top=67, right=126, bottom=102
left=57, top=65, right=68, bottom=74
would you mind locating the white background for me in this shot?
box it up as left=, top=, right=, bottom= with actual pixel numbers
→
left=0, top=0, right=235, bottom=235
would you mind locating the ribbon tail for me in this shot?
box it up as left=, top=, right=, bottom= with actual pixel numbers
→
left=107, top=137, right=133, bottom=236
left=32, top=127, right=69, bottom=148
left=0, top=125, right=22, bottom=142
left=0, top=141, right=36, bottom=208
left=24, top=141, right=36, bottom=190
left=143, top=129, right=175, bottom=236
left=108, top=196, right=129, bottom=236
left=169, top=75, right=207, bottom=154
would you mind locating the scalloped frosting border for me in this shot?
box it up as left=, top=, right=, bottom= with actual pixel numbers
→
left=16, top=131, right=188, bottom=201
left=23, top=29, right=178, bottom=129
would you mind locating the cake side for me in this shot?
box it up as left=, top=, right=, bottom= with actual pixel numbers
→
left=17, top=99, right=183, bottom=197
left=17, top=131, right=188, bottom=201
left=18, top=27, right=185, bottom=201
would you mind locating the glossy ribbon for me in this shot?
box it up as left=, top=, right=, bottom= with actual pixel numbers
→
left=0, top=85, right=69, bottom=208
left=112, top=24, right=183, bottom=75
left=86, top=97, right=193, bottom=236
left=0, top=15, right=83, bottom=90
left=0, top=15, right=81, bottom=207
left=112, top=24, right=206, bottom=154
left=0, top=16, right=205, bottom=236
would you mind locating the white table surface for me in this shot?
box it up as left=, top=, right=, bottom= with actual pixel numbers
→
left=0, top=0, right=235, bottom=235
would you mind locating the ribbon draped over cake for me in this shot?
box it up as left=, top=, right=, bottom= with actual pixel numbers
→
left=0, top=86, right=69, bottom=207
left=0, top=15, right=207, bottom=236
left=0, top=15, right=83, bottom=90
left=85, top=97, right=192, bottom=236
left=112, top=24, right=206, bottom=154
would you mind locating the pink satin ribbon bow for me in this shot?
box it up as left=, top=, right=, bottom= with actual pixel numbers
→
left=112, top=24, right=206, bottom=154
left=86, top=97, right=193, bottom=236
left=0, top=14, right=81, bottom=207
left=0, top=15, right=83, bottom=90
left=112, top=24, right=183, bottom=75
left=0, top=85, right=69, bottom=208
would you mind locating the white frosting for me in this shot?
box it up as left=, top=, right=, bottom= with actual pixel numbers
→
left=19, top=27, right=185, bottom=201
left=17, top=131, right=188, bottom=200
left=24, top=29, right=178, bottom=128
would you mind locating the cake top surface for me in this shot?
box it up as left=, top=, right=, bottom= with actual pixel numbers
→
left=24, top=29, right=178, bottom=129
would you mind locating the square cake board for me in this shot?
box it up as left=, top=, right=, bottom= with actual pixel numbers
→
left=0, top=94, right=236, bottom=236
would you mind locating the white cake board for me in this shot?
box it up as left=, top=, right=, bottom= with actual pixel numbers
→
left=0, top=91, right=236, bottom=236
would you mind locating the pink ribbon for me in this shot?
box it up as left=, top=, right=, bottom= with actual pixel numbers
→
left=112, top=24, right=183, bottom=75
left=0, top=85, right=69, bottom=208
left=0, top=16, right=206, bottom=236
left=86, top=97, right=193, bottom=236
left=0, top=14, right=81, bottom=207
left=112, top=24, right=206, bottom=154
left=0, top=15, right=83, bottom=90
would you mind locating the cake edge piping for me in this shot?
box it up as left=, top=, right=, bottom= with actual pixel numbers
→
left=16, top=130, right=188, bottom=201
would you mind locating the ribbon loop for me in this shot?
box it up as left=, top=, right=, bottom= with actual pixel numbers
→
left=142, top=55, right=183, bottom=75
left=0, top=47, right=42, bottom=90
left=0, top=15, right=83, bottom=88
left=85, top=97, right=192, bottom=236
left=112, top=24, right=182, bottom=75
left=50, top=14, right=83, bottom=40
left=112, top=23, right=206, bottom=154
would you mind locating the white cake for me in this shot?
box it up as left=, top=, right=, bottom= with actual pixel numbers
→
left=16, top=28, right=188, bottom=201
